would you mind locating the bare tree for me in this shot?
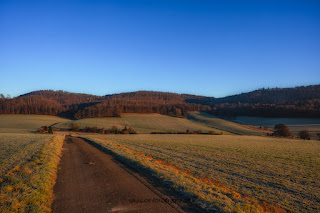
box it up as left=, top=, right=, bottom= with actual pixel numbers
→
left=274, top=124, right=291, bottom=137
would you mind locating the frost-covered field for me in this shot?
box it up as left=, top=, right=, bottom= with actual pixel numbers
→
left=86, top=134, right=320, bottom=212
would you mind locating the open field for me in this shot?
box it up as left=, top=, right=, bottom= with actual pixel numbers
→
left=0, top=133, right=54, bottom=177
left=187, top=112, right=264, bottom=135
left=234, top=116, right=320, bottom=139
left=0, top=133, right=65, bottom=212
left=54, top=113, right=225, bottom=134
left=0, top=115, right=71, bottom=133
left=84, top=134, right=320, bottom=212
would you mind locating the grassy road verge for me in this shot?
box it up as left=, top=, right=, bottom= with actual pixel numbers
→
left=0, top=135, right=65, bottom=213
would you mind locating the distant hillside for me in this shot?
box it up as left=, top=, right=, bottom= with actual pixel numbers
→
left=1, top=85, right=319, bottom=118
left=0, top=90, right=211, bottom=118
left=187, top=85, right=320, bottom=118
left=74, top=91, right=211, bottom=119
left=0, top=95, right=64, bottom=115
left=19, top=90, right=104, bottom=105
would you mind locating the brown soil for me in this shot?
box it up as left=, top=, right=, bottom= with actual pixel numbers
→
left=52, top=136, right=186, bottom=213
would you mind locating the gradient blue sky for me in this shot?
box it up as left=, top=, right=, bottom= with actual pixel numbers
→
left=1, top=0, right=319, bottom=98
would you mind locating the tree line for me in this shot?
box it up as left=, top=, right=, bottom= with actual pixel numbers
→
left=74, top=97, right=211, bottom=119
left=0, top=90, right=211, bottom=118
left=2, top=85, right=319, bottom=119
left=273, top=123, right=314, bottom=140
left=187, top=85, right=320, bottom=118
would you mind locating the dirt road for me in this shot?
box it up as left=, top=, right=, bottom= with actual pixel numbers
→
left=52, top=136, right=182, bottom=213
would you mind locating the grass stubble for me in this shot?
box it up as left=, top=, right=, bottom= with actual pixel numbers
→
left=0, top=134, right=65, bottom=213
left=84, top=134, right=320, bottom=213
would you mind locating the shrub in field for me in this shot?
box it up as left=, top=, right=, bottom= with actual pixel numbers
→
left=299, top=130, right=311, bottom=140
left=274, top=123, right=291, bottom=137
left=111, top=126, right=119, bottom=134
left=122, top=130, right=130, bottom=134
left=48, top=126, right=54, bottom=134
left=193, top=130, right=203, bottom=134
left=127, top=127, right=137, bottom=134
left=79, top=125, right=137, bottom=134
left=151, top=130, right=221, bottom=135
left=99, top=128, right=105, bottom=134
left=207, top=130, right=220, bottom=135
left=91, top=126, right=98, bottom=133
left=69, top=123, right=80, bottom=131
left=37, top=128, right=46, bottom=134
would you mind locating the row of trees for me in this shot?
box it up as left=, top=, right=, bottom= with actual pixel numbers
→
left=74, top=101, right=211, bottom=119
left=273, top=123, right=312, bottom=140
left=37, top=125, right=54, bottom=134
left=209, top=99, right=320, bottom=118
left=0, top=94, right=11, bottom=99
left=190, top=85, right=320, bottom=105
left=81, top=91, right=210, bottom=118
left=74, top=91, right=211, bottom=118
left=69, top=123, right=137, bottom=134
left=0, top=95, right=64, bottom=115
left=150, top=129, right=222, bottom=135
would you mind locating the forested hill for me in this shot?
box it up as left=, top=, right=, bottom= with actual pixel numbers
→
left=74, top=91, right=210, bottom=119
left=187, top=85, right=320, bottom=118
left=0, top=90, right=211, bottom=118
left=1, top=85, right=319, bottom=118
left=19, top=90, right=104, bottom=105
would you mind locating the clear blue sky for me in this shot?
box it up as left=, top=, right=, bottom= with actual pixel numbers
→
left=1, top=0, right=319, bottom=98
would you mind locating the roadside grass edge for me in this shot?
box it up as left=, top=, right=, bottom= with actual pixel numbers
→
left=0, top=135, right=65, bottom=213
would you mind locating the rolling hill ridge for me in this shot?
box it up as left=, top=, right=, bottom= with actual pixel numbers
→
left=0, top=90, right=211, bottom=118
left=0, top=84, right=319, bottom=118
left=187, top=85, right=320, bottom=118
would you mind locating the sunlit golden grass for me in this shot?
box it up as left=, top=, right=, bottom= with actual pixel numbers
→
left=0, top=133, right=54, bottom=178
left=84, top=134, right=320, bottom=212
left=0, top=134, right=65, bottom=213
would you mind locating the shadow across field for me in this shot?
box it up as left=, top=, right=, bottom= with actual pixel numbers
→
left=187, top=112, right=264, bottom=136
